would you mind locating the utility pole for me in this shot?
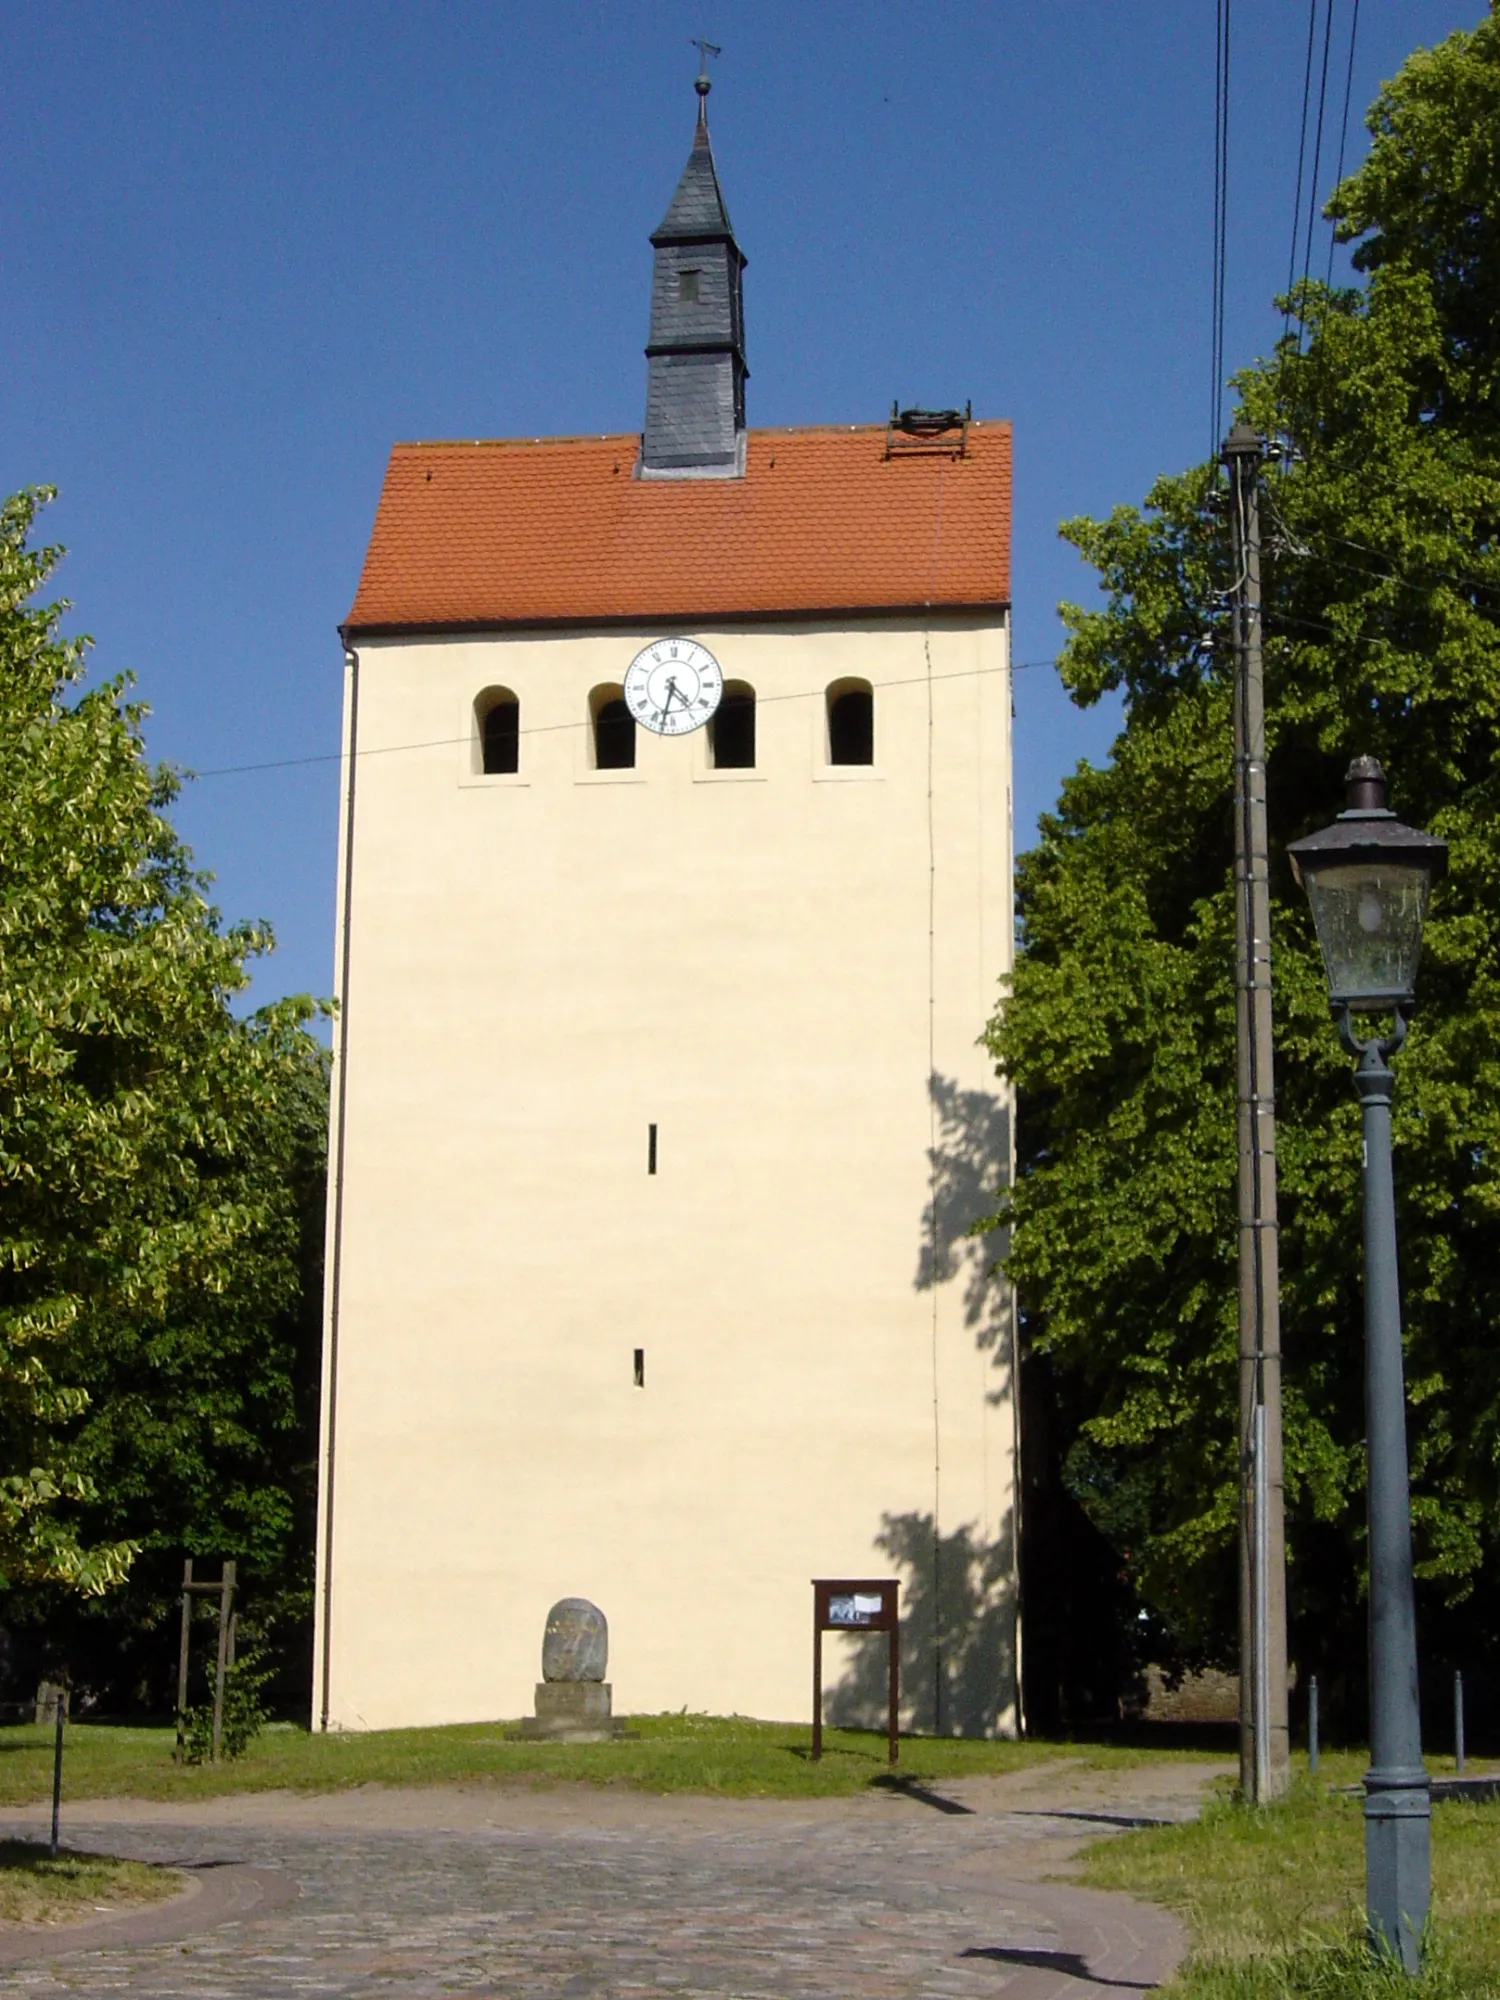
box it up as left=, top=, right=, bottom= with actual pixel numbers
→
left=1223, top=424, right=1290, bottom=1802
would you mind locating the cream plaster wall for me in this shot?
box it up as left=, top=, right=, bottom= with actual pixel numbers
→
left=314, top=615, right=1017, bottom=1734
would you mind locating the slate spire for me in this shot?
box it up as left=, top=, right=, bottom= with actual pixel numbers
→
left=640, top=68, right=747, bottom=477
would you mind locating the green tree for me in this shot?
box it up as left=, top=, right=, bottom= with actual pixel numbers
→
left=0, top=488, right=327, bottom=1702
left=989, top=12, right=1500, bottom=1714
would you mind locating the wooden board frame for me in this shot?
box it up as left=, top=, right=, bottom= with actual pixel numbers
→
left=175, top=1559, right=237, bottom=1763
left=811, top=1577, right=899, bottom=1765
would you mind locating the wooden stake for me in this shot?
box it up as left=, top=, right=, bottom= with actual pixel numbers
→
left=175, top=1558, right=193, bottom=1763
left=49, top=1682, right=65, bottom=1859
left=211, top=1561, right=236, bottom=1764
left=887, top=1621, right=900, bottom=1766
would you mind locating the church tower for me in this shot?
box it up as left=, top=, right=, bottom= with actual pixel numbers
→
left=641, top=69, right=747, bottom=474
left=315, top=77, right=1018, bottom=1738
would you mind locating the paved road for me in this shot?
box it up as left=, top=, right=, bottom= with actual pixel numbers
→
left=0, top=1759, right=1221, bottom=1997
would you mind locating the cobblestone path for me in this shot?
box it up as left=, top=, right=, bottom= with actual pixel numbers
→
left=0, top=1761, right=1217, bottom=1997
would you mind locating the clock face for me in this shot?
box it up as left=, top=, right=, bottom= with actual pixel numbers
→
left=623, top=638, right=723, bottom=736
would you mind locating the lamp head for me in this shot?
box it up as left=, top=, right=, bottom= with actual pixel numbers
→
left=1288, top=759, right=1447, bottom=1011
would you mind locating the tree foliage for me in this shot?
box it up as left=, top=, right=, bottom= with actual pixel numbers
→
left=988, top=13, right=1500, bottom=1706
left=0, top=488, right=327, bottom=1699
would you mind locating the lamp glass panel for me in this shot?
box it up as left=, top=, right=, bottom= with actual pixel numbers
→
left=1302, top=861, right=1432, bottom=1007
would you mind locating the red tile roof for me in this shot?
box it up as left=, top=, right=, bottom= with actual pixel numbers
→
left=345, top=424, right=1010, bottom=632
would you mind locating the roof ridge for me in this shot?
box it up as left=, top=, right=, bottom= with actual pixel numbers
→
left=395, top=434, right=640, bottom=452
left=393, top=421, right=1009, bottom=452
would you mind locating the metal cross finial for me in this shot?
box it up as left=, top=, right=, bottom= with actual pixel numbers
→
left=691, top=37, right=721, bottom=99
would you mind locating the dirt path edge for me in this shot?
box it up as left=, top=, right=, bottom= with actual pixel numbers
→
left=0, top=1862, right=297, bottom=1968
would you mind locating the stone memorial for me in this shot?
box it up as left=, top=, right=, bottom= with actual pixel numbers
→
left=520, top=1598, right=625, bottom=1740
left=34, top=1680, right=68, bottom=1728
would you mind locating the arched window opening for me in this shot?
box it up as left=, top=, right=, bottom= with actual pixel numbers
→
left=476, top=689, right=519, bottom=774
left=591, top=685, right=636, bottom=770
left=827, top=680, right=874, bottom=766
left=710, top=682, right=756, bottom=769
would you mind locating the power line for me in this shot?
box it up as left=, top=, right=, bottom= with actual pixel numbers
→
left=1259, top=487, right=1500, bottom=607
left=1324, top=532, right=1500, bottom=605
left=184, top=521, right=1500, bottom=793
left=186, top=545, right=1500, bottom=793
left=1256, top=524, right=1500, bottom=642
left=1324, top=0, right=1362, bottom=288
left=1282, top=1, right=1320, bottom=351
left=1280, top=541, right=1500, bottom=611
left=1260, top=603, right=1481, bottom=653
left=188, top=655, right=1053, bottom=783
left=1299, top=0, right=1337, bottom=312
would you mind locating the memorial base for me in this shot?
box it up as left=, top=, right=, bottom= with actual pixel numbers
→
left=519, top=1681, right=625, bottom=1742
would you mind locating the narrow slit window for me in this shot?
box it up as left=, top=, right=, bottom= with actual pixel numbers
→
left=648, top=1123, right=658, bottom=1174
left=633, top=1348, right=645, bottom=1388
left=827, top=681, right=874, bottom=766
left=476, top=690, right=519, bottom=774
left=591, top=686, right=636, bottom=770
left=710, top=684, right=756, bottom=769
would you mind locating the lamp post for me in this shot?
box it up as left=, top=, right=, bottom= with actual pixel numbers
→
left=1289, top=756, right=1447, bottom=1975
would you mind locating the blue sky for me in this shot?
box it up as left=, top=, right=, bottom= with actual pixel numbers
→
left=4, top=1, right=1481, bottom=1007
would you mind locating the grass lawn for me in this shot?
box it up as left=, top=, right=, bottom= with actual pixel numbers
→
left=0, top=1711, right=1216, bottom=1806
left=1082, top=1751, right=1500, bottom=1998
left=0, top=1840, right=179, bottom=1927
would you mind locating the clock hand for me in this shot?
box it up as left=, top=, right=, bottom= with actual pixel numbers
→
left=662, top=676, right=680, bottom=715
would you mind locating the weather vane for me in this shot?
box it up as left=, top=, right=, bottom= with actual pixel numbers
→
left=691, top=37, right=721, bottom=99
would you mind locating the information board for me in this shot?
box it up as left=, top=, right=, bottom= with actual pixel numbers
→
left=810, top=1577, right=899, bottom=1764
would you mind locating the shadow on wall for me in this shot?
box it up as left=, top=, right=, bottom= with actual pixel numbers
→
left=828, top=1077, right=1017, bottom=1737
left=916, top=1074, right=1013, bottom=1378
left=825, top=1511, right=1017, bottom=1737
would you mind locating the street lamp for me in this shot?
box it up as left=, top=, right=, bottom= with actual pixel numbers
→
left=1289, top=756, right=1447, bottom=1975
